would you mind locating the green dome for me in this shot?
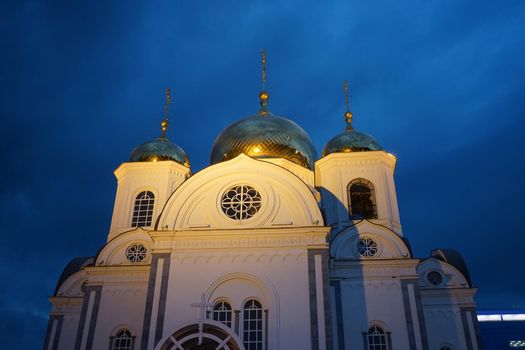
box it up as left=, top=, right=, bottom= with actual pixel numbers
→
left=322, top=128, right=382, bottom=157
left=210, top=112, right=318, bottom=169
left=130, top=137, right=190, bottom=167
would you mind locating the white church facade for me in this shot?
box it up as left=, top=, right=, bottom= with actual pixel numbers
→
left=43, top=73, right=482, bottom=350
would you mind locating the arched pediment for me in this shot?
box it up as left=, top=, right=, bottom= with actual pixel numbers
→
left=417, top=258, right=470, bottom=289
left=96, top=228, right=153, bottom=266
left=331, top=220, right=411, bottom=259
left=55, top=269, right=88, bottom=297
left=157, top=154, right=324, bottom=230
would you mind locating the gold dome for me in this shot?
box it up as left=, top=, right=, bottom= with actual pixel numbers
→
left=210, top=112, right=318, bottom=169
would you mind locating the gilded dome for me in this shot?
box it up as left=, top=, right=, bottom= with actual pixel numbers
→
left=210, top=112, right=318, bottom=169
left=322, top=128, right=382, bottom=157
left=130, top=137, right=190, bottom=167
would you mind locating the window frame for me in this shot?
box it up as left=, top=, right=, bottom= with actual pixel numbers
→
left=212, top=300, right=233, bottom=328
left=347, top=178, right=378, bottom=220
left=130, top=190, right=155, bottom=228
left=363, top=325, right=390, bottom=350
left=109, top=328, right=135, bottom=350
left=241, top=298, right=264, bottom=350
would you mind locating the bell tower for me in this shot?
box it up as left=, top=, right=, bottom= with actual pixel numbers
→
left=315, top=81, right=402, bottom=235
left=108, top=89, right=191, bottom=240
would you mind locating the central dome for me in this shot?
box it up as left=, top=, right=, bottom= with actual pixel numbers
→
left=210, top=112, right=318, bottom=169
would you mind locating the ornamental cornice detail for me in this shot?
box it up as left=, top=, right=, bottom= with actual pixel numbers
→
left=102, top=288, right=146, bottom=297
left=171, top=252, right=308, bottom=265
left=83, top=266, right=150, bottom=284
left=319, top=158, right=395, bottom=171
left=333, top=267, right=417, bottom=278
left=152, top=234, right=328, bottom=250
left=87, top=272, right=149, bottom=284
left=339, top=280, right=399, bottom=290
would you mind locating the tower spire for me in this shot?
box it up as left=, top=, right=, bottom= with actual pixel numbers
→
left=161, top=87, right=171, bottom=138
left=344, top=80, right=353, bottom=130
left=259, top=49, right=269, bottom=115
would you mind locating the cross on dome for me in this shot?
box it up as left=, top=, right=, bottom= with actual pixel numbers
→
left=259, top=49, right=269, bottom=115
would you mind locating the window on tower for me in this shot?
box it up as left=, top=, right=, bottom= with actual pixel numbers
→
left=131, top=191, right=155, bottom=227
left=212, top=301, right=232, bottom=328
left=242, top=299, right=264, bottom=350
left=110, top=329, right=134, bottom=350
left=348, top=179, right=377, bottom=219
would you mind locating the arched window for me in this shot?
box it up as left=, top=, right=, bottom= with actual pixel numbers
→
left=110, top=329, right=133, bottom=350
left=131, top=191, right=155, bottom=227
left=242, top=299, right=263, bottom=350
left=212, top=301, right=232, bottom=328
left=367, top=325, right=388, bottom=350
left=348, top=179, right=377, bottom=219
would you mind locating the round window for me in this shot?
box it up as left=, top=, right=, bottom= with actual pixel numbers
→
left=126, top=244, right=147, bottom=263
left=356, top=237, right=378, bottom=257
left=221, top=185, right=262, bottom=221
left=427, top=271, right=443, bottom=286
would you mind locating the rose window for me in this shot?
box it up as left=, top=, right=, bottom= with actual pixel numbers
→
left=356, top=237, right=378, bottom=257
left=221, top=185, right=262, bottom=221
left=126, top=244, right=147, bottom=263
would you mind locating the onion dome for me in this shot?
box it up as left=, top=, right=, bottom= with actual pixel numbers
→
left=129, top=88, right=190, bottom=167
left=322, top=81, right=383, bottom=157
left=322, top=128, right=382, bottom=156
left=130, top=137, right=190, bottom=166
left=211, top=50, right=316, bottom=168
left=210, top=111, right=318, bottom=169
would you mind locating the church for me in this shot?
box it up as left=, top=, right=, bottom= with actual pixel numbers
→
left=43, top=54, right=482, bottom=350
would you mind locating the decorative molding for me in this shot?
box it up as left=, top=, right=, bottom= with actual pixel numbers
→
left=171, top=252, right=308, bottom=265
left=83, top=266, right=150, bottom=284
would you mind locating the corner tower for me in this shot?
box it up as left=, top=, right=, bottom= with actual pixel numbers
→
left=315, top=81, right=402, bottom=234
left=108, top=89, right=191, bottom=240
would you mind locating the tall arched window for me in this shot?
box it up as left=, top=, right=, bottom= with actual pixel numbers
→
left=110, top=329, right=133, bottom=350
left=131, top=191, right=155, bottom=227
left=348, top=179, right=377, bottom=219
left=212, top=301, right=232, bottom=328
left=242, top=299, right=263, bottom=350
left=367, top=326, right=388, bottom=350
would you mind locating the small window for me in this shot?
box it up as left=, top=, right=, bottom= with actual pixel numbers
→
left=111, top=329, right=133, bottom=350
left=348, top=179, right=377, bottom=219
left=243, top=299, right=263, bottom=350
left=367, top=326, right=388, bottom=350
left=131, top=191, right=155, bottom=227
left=212, top=301, right=232, bottom=328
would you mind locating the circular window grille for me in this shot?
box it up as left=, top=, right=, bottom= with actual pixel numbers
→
left=427, top=271, right=443, bottom=286
left=356, top=237, right=378, bottom=257
left=221, top=185, right=262, bottom=221
left=126, top=244, right=147, bottom=263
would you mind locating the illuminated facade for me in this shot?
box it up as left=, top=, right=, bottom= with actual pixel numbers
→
left=44, top=78, right=482, bottom=350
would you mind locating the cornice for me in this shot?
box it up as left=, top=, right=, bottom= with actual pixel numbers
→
left=331, top=259, right=419, bottom=278
left=148, top=227, right=330, bottom=251
left=83, top=265, right=150, bottom=284
left=114, top=161, right=191, bottom=179
left=315, top=151, right=396, bottom=169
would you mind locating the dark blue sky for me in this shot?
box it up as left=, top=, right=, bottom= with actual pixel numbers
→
left=1, top=0, right=524, bottom=347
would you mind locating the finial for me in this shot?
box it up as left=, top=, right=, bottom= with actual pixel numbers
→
left=259, top=49, right=269, bottom=115
left=161, top=87, right=171, bottom=138
left=344, top=80, right=353, bottom=130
